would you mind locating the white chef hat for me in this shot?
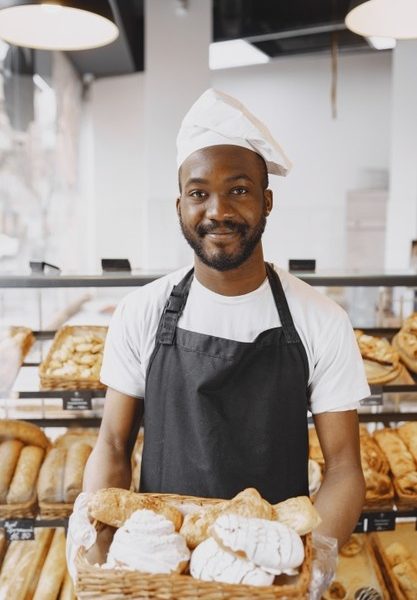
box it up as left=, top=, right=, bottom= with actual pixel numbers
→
left=176, top=88, right=292, bottom=176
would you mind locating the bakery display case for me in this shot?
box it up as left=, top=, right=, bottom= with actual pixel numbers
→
left=0, top=270, right=417, bottom=598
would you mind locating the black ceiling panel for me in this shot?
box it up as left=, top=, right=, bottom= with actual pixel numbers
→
left=63, top=0, right=379, bottom=77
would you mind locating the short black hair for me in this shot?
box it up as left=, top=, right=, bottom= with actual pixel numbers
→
left=178, top=154, right=269, bottom=193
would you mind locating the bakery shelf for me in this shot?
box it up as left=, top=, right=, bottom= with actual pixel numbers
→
left=0, top=271, right=416, bottom=288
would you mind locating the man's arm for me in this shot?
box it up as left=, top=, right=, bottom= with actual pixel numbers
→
left=312, top=410, right=365, bottom=548
left=83, top=387, right=144, bottom=492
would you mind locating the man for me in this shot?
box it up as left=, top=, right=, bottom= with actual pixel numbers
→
left=76, top=89, right=368, bottom=595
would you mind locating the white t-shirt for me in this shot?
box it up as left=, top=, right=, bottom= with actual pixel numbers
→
left=100, top=265, right=370, bottom=414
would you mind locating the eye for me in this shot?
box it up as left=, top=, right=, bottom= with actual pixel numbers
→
left=188, top=189, right=207, bottom=199
left=231, top=187, right=248, bottom=195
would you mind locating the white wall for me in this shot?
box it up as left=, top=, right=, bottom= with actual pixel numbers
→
left=89, top=72, right=145, bottom=270
left=88, top=50, right=392, bottom=271
left=212, top=51, right=392, bottom=270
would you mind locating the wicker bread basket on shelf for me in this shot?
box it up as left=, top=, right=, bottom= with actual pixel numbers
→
left=38, top=501, right=74, bottom=519
left=0, top=494, right=37, bottom=519
left=39, top=325, right=107, bottom=390
left=75, top=492, right=312, bottom=600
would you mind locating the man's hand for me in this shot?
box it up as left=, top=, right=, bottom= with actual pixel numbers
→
left=309, top=532, right=338, bottom=600
left=66, top=493, right=97, bottom=581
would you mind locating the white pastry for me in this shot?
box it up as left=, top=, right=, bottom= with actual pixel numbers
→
left=212, top=513, right=304, bottom=575
left=106, top=509, right=190, bottom=574
left=190, top=537, right=274, bottom=586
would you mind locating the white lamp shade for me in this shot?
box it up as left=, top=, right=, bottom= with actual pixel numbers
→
left=0, top=4, right=119, bottom=50
left=346, top=0, right=417, bottom=39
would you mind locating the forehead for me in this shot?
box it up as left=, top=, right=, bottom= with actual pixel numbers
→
left=180, top=145, right=264, bottom=185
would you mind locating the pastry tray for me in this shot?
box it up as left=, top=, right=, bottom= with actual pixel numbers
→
left=39, top=326, right=107, bottom=390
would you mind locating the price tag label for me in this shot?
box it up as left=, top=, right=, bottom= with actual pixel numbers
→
left=4, top=519, right=35, bottom=541
left=367, top=512, right=396, bottom=532
left=354, top=516, right=367, bottom=533
left=63, top=396, right=92, bottom=411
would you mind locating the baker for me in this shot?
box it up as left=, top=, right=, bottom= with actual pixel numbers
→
left=76, top=89, right=369, bottom=595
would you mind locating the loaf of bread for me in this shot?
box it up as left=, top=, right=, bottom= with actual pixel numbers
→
left=0, top=420, right=50, bottom=449
left=59, top=571, right=76, bottom=600
left=355, top=330, right=401, bottom=384
left=397, top=423, right=417, bottom=464
left=0, top=528, right=53, bottom=599
left=54, top=429, right=98, bottom=450
left=0, top=440, right=24, bottom=503
left=0, top=529, right=6, bottom=570
left=6, top=445, right=44, bottom=504
left=374, top=429, right=416, bottom=478
left=88, top=487, right=183, bottom=530
left=37, top=447, right=66, bottom=503
left=33, top=528, right=66, bottom=600
left=63, top=442, right=92, bottom=503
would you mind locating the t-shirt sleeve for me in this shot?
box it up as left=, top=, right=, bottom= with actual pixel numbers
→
left=309, top=310, right=370, bottom=414
left=100, top=298, right=145, bottom=398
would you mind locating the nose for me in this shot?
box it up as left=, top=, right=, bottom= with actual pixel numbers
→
left=205, top=193, right=235, bottom=221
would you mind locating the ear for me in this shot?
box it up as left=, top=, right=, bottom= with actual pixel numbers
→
left=264, top=189, right=273, bottom=216
left=176, top=197, right=181, bottom=216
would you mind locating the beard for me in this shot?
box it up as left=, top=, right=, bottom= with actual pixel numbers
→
left=179, top=213, right=266, bottom=271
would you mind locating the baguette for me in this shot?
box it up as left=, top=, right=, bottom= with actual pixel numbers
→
left=63, top=442, right=92, bottom=503
left=0, top=528, right=53, bottom=599
left=88, top=487, right=183, bottom=530
left=0, top=420, right=49, bottom=449
left=59, top=571, right=76, bottom=600
left=37, top=447, right=66, bottom=503
left=6, top=445, right=44, bottom=504
left=0, top=440, right=24, bottom=503
left=33, top=528, right=66, bottom=600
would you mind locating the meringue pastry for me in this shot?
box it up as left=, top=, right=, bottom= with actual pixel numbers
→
left=106, top=509, right=190, bottom=574
left=211, top=513, right=304, bottom=576
left=190, top=537, right=274, bottom=586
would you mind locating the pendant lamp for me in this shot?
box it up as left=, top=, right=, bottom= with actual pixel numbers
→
left=0, top=1, right=119, bottom=50
left=345, top=0, right=417, bottom=39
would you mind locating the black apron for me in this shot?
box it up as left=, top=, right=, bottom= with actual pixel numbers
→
left=140, top=263, right=310, bottom=504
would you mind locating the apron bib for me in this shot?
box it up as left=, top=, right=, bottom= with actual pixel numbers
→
left=140, top=263, right=310, bottom=504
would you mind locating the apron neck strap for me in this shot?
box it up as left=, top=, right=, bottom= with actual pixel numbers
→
left=158, top=267, right=194, bottom=345
left=266, top=263, right=301, bottom=344
left=158, top=263, right=300, bottom=346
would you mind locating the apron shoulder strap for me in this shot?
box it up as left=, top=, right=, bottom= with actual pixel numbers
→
left=266, top=263, right=301, bottom=344
left=157, top=267, right=194, bottom=345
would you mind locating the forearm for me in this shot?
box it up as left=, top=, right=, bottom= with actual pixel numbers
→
left=83, top=439, right=132, bottom=493
left=314, top=463, right=365, bottom=547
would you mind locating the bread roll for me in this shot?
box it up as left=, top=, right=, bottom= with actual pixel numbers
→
left=88, top=488, right=183, bottom=530
left=0, top=420, right=49, bottom=449
left=38, top=447, right=66, bottom=503
left=273, top=495, right=322, bottom=535
left=6, top=445, right=44, bottom=504
left=59, top=571, right=76, bottom=600
left=374, top=429, right=416, bottom=478
left=63, top=442, right=92, bottom=503
left=33, top=528, right=66, bottom=600
left=0, top=528, right=53, bottom=599
left=0, top=440, right=24, bottom=503
left=180, top=488, right=274, bottom=549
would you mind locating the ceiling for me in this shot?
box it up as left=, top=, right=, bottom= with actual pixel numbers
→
left=67, top=0, right=376, bottom=78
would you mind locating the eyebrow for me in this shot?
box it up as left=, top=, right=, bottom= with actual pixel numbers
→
left=185, top=174, right=254, bottom=187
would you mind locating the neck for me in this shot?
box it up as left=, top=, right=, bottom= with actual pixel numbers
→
left=194, top=245, right=267, bottom=296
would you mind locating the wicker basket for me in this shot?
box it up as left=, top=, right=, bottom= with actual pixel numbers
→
left=39, top=325, right=107, bottom=390
left=0, top=494, right=37, bottom=519
left=75, top=493, right=312, bottom=599
left=38, top=501, right=74, bottom=519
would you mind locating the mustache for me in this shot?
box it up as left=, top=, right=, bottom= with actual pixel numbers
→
left=196, top=220, right=249, bottom=237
